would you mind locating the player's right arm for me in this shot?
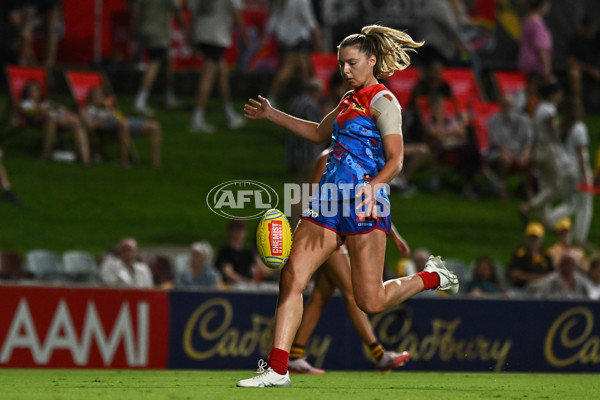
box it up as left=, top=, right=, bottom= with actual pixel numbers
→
left=244, top=95, right=336, bottom=144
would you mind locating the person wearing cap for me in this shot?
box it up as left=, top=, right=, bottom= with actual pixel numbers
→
left=547, top=217, right=587, bottom=271
left=507, top=221, right=554, bottom=289
left=537, top=250, right=592, bottom=300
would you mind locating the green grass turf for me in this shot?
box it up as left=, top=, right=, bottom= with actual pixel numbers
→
left=1, top=369, right=599, bottom=400
left=0, top=96, right=599, bottom=267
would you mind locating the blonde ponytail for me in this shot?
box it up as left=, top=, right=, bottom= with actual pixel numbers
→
left=338, top=24, right=424, bottom=79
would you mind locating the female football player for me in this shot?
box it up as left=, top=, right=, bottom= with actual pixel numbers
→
left=288, top=149, right=411, bottom=375
left=238, top=25, right=459, bottom=388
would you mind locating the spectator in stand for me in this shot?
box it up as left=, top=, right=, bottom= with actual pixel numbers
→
left=34, top=0, right=64, bottom=67
left=537, top=250, right=591, bottom=300
left=466, top=256, right=504, bottom=296
left=518, top=0, right=553, bottom=78
left=415, top=0, right=470, bottom=67
left=549, top=98, right=593, bottom=245
left=285, top=77, right=326, bottom=177
left=519, top=80, right=562, bottom=226
left=513, top=72, right=543, bottom=117
left=216, top=219, right=264, bottom=286
left=132, top=0, right=187, bottom=116
left=566, top=15, right=600, bottom=101
left=81, top=86, right=162, bottom=168
left=15, top=3, right=36, bottom=66
left=264, top=0, right=323, bottom=106
left=485, top=94, right=533, bottom=199
left=178, top=241, right=223, bottom=289
left=587, top=258, right=600, bottom=300
left=20, top=80, right=90, bottom=164
left=410, top=61, right=462, bottom=119
left=507, top=221, right=553, bottom=290
left=100, top=237, right=154, bottom=288
left=0, top=1, right=23, bottom=66
left=188, top=0, right=247, bottom=134
left=0, top=148, right=20, bottom=204
left=422, top=94, right=481, bottom=199
left=547, top=217, right=587, bottom=271
left=285, top=78, right=327, bottom=228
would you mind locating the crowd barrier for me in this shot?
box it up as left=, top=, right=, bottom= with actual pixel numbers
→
left=1, top=285, right=599, bottom=372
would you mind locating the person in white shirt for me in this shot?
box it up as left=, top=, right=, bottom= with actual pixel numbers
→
left=264, top=0, right=323, bottom=105
left=587, top=258, right=600, bottom=300
left=544, top=98, right=593, bottom=245
left=485, top=94, right=533, bottom=199
left=188, top=0, right=247, bottom=133
left=100, top=237, right=154, bottom=288
left=519, top=80, right=562, bottom=226
left=537, top=250, right=591, bottom=300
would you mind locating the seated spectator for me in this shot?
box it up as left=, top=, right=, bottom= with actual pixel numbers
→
left=537, top=251, right=591, bottom=300
left=587, top=258, right=600, bottom=300
left=216, top=219, right=262, bottom=286
left=466, top=256, right=504, bottom=296
left=20, top=80, right=90, bottom=164
left=422, top=94, right=481, bottom=199
left=410, top=61, right=462, bottom=121
left=0, top=147, right=19, bottom=204
left=80, top=86, right=162, bottom=168
left=100, top=237, right=154, bottom=288
left=513, top=72, right=543, bottom=117
left=547, top=218, right=587, bottom=271
left=178, top=241, right=222, bottom=290
left=485, top=94, right=533, bottom=199
left=507, top=221, right=553, bottom=289
left=566, top=15, right=600, bottom=102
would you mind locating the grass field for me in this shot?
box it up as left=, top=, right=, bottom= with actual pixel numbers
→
left=0, top=96, right=599, bottom=268
left=1, top=369, right=599, bottom=400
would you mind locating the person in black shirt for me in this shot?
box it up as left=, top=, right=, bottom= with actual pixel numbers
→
left=216, top=219, right=260, bottom=285
left=507, top=221, right=554, bottom=289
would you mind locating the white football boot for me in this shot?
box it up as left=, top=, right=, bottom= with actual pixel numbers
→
left=424, top=255, right=459, bottom=295
left=237, top=360, right=292, bottom=388
left=288, top=357, right=325, bottom=374
left=376, top=351, right=410, bottom=373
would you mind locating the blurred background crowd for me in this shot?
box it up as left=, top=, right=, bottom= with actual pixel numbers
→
left=1, top=0, right=600, bottom=301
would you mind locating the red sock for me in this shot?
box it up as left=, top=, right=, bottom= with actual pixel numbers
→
left=417, top=271, right=440, bottom=291
left=267, top=347, right=289, bottom=375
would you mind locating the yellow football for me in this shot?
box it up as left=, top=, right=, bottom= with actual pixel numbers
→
left=256, top=209, right=293, bottom=269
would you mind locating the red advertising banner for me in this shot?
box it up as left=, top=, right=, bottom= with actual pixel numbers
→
left=0, top=286, right=169, bottom=369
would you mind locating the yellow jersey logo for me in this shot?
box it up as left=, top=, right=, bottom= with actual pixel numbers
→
left=352, top=103, right=366, bottom=113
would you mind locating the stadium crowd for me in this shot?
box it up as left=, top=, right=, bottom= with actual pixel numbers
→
left=0, top=0, right=599, bottom=301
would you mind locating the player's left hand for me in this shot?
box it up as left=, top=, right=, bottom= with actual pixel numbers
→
left=394, top=234, right=410, bottom=256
